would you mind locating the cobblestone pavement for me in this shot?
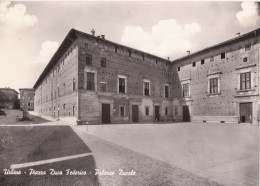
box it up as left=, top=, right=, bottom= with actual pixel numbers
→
left=73, top=126, right=222, bottom=186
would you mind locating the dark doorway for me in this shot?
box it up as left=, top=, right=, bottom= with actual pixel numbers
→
left=240, top=103, right=252, bottom=123
left=102, top=103, right=110, bottom=124
left=132, top=105, right=139, bottom=122
left=155, top=106, right=160, bottom=122
left=183, top=106, right=190, bottom=122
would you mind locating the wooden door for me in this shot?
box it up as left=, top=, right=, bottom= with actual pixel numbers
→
left=102, top=103, right=110, bottom=124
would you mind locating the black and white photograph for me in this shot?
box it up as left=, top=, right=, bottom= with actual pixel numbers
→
left=0, top=1, right=259, bottom=185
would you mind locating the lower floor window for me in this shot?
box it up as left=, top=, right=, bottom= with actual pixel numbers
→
left=145, top=107, right=149, bottom=116
left=120, top=106, right=125, bottom=116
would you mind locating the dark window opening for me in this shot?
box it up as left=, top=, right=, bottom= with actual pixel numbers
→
left=119, top=78, right=126, bottom=93
left=165, top=108, right=168, bottom=116
left=142, top=54, right=145, bottom=61
left=87, top=72, right=95, bottom=90
left=243, top=57, right=248, bottom=62
left=73, top=78, right=76, bottom=91
left=145, top=107, right=149, bottom=116
left=240, top=72, right=251, bottom=90
left=210, top=78, right=218, bottom=93
left=165, top=85, right=169, bottom=98
left=144, top=82, right=150, bottom=96
left=201, top=59, right=205, bottom=65
left=177, top=67, right=180, bottom=71
left=63, top=104, right=66, bottom=109
left=101, top=57, right=106, bottom=67
left=120, top=106, right=125, bottom=116
left=128, top=50, right=132, bottom=57
left=192, top=62, right=196, bottom=67
left=115, top=47, right=118, bottom=53
left=86, top=54, right=92, bottom=65
left=221, top=52, right=225, bottom=59
left=245, top=44, right=251, bottom=52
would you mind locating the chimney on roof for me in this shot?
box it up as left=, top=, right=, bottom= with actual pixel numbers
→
left=101, top=35, right=105, bottom=40
left=187, top=51, right=190, bottom=55
left=91, top=29, right=95, bottom=36
left=236, top=32, right=240, bottom=37
left=167, top=57, right=170, bottom=61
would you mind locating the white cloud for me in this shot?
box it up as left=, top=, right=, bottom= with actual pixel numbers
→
left=121, top=19, right=201, bottom=59
left=0, top=1, right=37, bottom=28
left=35, top=41, right=59, bottom=63
left=236, top=2, right=260, bottom=27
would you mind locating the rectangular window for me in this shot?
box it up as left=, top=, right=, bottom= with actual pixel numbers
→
left=144, top=82, right=150, bottom=96
left=177, top=67, right=180, bottom=71
left=119, top=78, right=126, bottom=93
left=210, top=56, right=214, bottom=62
left=120, top=106, right=125, bottom=116
left=201, top=59, right=205, bottom=65
left=101, top=57, right=106, bottom=67
left=73, top=106, right=75, bottom=116
left=86, top=54, right=92, bottom=65
left=245, top=44, right=251, bottom=52
left=63, top=104, right=66, bottom=109
left=165, top=108, right=168, bottom=116
left=221, top=52, right=225, bottom=59
left=165, top=85, right=169, bottom=98
left=128, top=50, right=132, bottom=57
left=210, top=78, right=218, bottom=93
left=87, top=72, right=95, bottom=90
left=84, top=43, right=88, bottom=49
left=192, top=62, right=196, bottom=67
left=240, top=72, right=251, bottom=90
left=73, top=78, right=76, bottom=91
left=115, top=47, right=118, bottom=53
left=183, top=83, right=189, bottom=97
left=243, top=57, right=248, bottom=63
left=100, top=83, right=107, bottom=92
left=145, top=107, right=149, bottom=116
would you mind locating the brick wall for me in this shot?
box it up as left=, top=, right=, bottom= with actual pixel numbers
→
left=34, top=43, right=79, bottom=122
left=77, top=35, right=172, bottom=124
left=171, top=34, right=259, bottom=124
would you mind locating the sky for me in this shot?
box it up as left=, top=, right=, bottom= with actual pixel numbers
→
left=0, top=1, right=259, bottom=92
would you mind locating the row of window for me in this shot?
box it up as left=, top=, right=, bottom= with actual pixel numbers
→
left=178, top=44, right=252, bottom=71
left=86, top=72, right=170, bottom=98
left=118, top=106, right=169, bottom=117
left=182, top=72, right=252, bottom=97
left=86, top=52, right=168, bottom=68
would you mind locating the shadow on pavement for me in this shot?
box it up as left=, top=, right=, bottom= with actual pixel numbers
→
left=0, top=126, right=100, bottom=186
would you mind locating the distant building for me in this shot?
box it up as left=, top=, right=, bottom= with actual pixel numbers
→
left=0, top=88, right=19, bottom=109
left=19, top=88, right=35, bottom=111
left=33, top=28, right=260, bottom=125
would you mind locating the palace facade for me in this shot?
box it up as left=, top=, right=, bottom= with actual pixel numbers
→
left=33, top=28, right=260, bottom=124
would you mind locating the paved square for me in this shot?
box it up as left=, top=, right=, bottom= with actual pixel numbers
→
left=78, top=123, right=259, bottom=186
